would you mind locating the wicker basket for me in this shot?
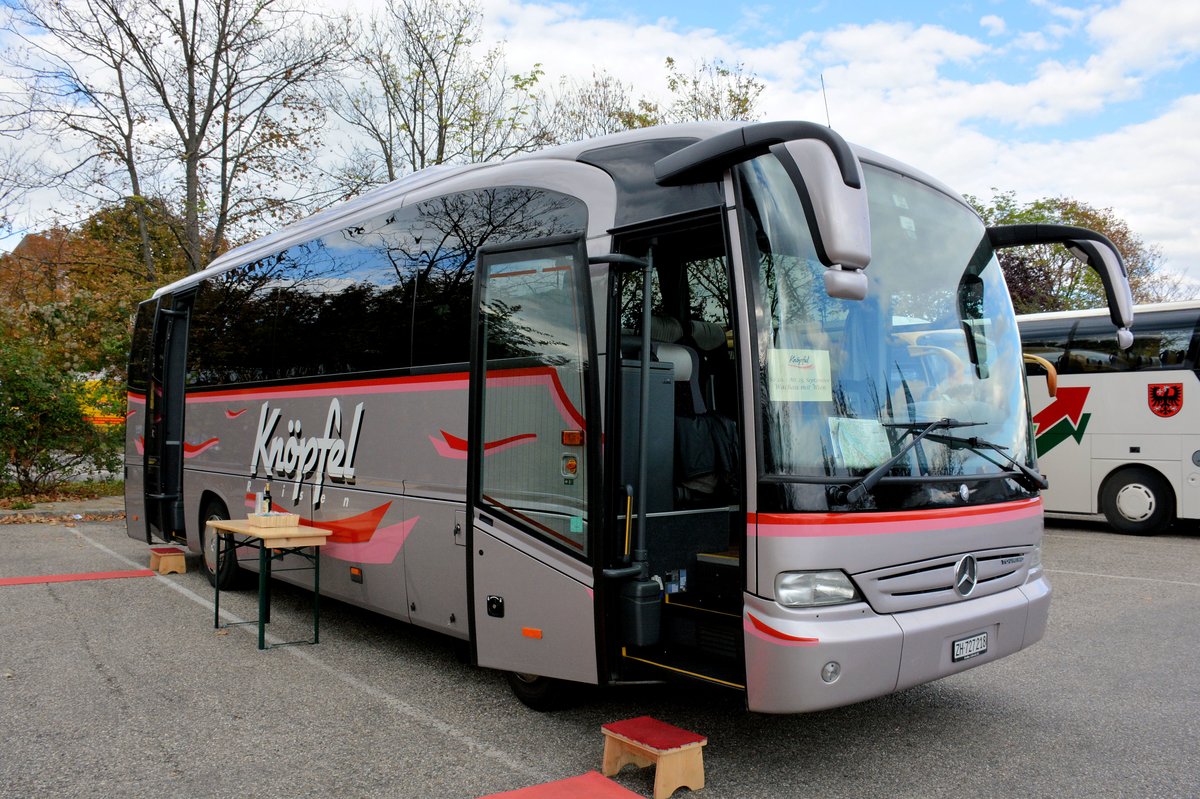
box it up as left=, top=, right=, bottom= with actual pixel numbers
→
left=247, top=512, right=299, bottom=528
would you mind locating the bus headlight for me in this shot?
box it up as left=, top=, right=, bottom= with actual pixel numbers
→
left=775, top=571, right=860, bottom=607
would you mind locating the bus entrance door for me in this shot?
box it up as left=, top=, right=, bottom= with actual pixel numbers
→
left=609, top=218, right=747, bottom=690
left=467, top=237, right=601, bottom=686
left=143, top=294, right=190, bottom=543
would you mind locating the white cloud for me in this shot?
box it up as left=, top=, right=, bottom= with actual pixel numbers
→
left=980, top=15, right=1006, bottom=36
left=4, top=0, right=1197, bottom=287
left=1087, top=0, right=1200, bottom=71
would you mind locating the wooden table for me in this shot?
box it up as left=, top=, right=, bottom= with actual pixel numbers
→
left=206, top=518, right=331, bottom=650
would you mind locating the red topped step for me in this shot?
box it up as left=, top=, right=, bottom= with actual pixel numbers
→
left=601, top=717, right=708, bottom=799
left=601, top=716, right=707, bottom=752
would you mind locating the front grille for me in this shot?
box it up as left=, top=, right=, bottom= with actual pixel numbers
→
left=855, top=547, right=1034, bottom=613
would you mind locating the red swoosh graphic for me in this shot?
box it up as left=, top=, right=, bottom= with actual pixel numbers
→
left=183, top=438, right=220, bottom=457
left=225, top=408, right=248, bottom=419
left=300, top=502, right=391, bottom=544
left=323, top=517, right=418, bottom=565
left=431, top=430, right=537, bottom=459
left=443, top=430, right=537, bottom=452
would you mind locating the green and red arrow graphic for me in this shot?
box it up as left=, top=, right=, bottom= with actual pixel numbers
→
left=1032, top=386, right=1091, bottom=457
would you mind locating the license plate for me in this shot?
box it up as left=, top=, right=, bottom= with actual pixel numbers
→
left=952, top=631, right=988, bottom=662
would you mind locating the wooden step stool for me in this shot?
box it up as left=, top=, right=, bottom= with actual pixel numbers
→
left=149, top=546, right=187, bottom=575
left=601, top=716, right=707, bottom=799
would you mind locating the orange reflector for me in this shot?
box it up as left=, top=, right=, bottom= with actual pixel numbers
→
left=561, top=429, right=584, bottom=446
left=522, top=627, right=543, bottom=639
left=564, top=457, right=578, bottom=475
left=350, top=567, right=362, bottom=578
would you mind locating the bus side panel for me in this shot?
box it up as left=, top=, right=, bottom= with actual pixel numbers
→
left=403, top=500, right=468, bottom=640
left=472, top=524, right=598, bottom=685
left=1027, top=376, right=1093, bottom=514
left=1180, top=433, right=1200, bottom=520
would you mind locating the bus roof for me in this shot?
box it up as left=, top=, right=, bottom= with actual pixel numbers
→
left=149, top=120, right=971, bottom=301
left=1017, top=300, right=1200, bottom=325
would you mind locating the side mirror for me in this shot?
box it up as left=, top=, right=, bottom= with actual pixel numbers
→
left=1023, top=353, right=1058, bottom=398
left=987, top=224, right=1134, bottom=349
left=654, top=121, right=872, bottom=300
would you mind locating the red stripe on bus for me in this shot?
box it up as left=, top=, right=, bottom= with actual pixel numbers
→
left=745, top=612, right=819, bottom=644
left=750, top=498, right=1042, bottom=537
left=179, top=367, right=587, bottom=429
left=184, top=372, right=470, bottom=402
left=0, top=570, right=156, bottom=587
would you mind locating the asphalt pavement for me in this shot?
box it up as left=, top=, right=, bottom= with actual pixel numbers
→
left=1, top=510, right=1197, bottom=798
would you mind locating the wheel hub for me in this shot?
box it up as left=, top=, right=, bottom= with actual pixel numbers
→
left=1115, top=483, right=1155, bottom=522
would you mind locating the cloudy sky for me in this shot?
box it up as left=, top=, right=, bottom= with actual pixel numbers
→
left=477, top=0, right=1200, bottom=287
left=4, top=0, right=1196, bottom=289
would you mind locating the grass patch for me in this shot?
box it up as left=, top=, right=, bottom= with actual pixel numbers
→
left=0, top=479, right=124, bottom=508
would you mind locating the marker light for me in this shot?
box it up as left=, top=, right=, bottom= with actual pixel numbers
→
left=775, top=570, right=860, bottom=608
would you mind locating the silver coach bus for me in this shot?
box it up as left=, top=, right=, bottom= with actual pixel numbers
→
left=125, top=121, right=1133, bottom=713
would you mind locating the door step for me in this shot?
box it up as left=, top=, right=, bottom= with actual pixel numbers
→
left=149, top=546, right=187, bottom=575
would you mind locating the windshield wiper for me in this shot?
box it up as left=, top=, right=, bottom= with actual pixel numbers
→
left=840, top=418, right=983, bottom=506
left=926, top=433, right=1049, bottom=492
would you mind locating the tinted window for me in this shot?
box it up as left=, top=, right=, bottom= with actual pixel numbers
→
left=127, top=300, right=156, bottom=392
left=1020, top=311, right=1199, bottom=375
left=410, top=188, right=588, bottom=367
left=187, top=187, right=590, bottom=386
left=187, top=216, right=417, bottom=386
left=186, top=187, right=587, bottom=386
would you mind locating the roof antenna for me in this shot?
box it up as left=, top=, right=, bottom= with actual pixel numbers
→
left=821, top=73, right=832, bottom=128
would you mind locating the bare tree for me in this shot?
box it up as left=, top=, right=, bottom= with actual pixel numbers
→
left=547, top=58, right=765, bottom=144
left=545, top=68, right=640, bottom=143
left=5, top=0, right=348, bottom=275
left=330, top=0, right=548, bottom=192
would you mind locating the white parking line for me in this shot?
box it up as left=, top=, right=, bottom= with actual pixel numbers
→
left=1045, top=568, right=1200, bottom=588
left=70, top=526, right=549, bottom=784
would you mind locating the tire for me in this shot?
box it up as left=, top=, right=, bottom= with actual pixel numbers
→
left=199, top=497, right=243, bottom=588
left=1100, top=467, right=1174, bottom=535
left=505, top=671, right=575, bottom=712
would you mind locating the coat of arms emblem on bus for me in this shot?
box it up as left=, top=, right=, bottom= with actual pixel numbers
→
left=1148, top=383, right=1183, bottom=418
left=1031, top=386, right=1091, bottom=457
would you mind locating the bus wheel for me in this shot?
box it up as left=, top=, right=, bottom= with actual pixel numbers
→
left=505, top=671, right=573, bottom=711
left=199, top=497, right=243, bottom=588
left=1101, top=467, right=1174, bottom=535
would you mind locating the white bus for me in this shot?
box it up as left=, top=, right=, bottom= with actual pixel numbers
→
left=1019, top=302, right=1200, bottom=534
left=125, top=121, right=1133, bottom=713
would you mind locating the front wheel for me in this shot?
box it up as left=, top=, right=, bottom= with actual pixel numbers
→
left=505, top=671, right=575, bottom=712
left=1101, top=467, right=1174, bottom=535
left=199, top=497, right=244, bottom=588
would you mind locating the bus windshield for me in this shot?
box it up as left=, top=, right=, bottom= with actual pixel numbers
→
left=738, top=155, right=1034, bottom=510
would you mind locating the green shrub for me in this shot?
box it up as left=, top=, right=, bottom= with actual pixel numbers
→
left=0, top=340, right=122, bottom=493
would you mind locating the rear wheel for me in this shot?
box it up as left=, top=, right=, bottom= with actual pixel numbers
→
left=1101, top=467, right=1174, bottom=535
left=199, top=497, right=243, bottom=588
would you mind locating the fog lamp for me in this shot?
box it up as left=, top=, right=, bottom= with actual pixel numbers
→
left=821, top=661, right=841, bottom=684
